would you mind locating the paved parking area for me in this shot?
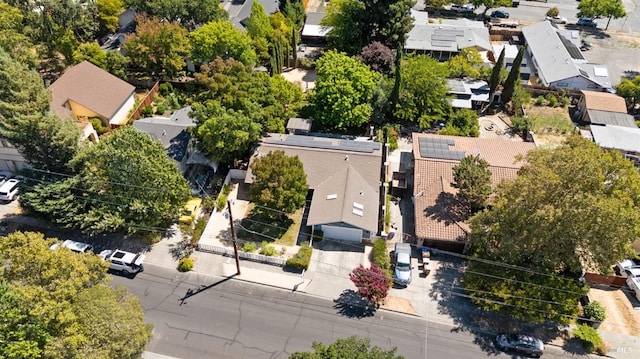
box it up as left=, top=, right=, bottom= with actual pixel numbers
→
left=578, top=29, right=640, bottom=85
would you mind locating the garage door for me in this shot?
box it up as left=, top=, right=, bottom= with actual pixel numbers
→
left=321, top=225, right=362, bottom=242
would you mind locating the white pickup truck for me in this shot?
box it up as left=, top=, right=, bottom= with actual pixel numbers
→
left=491, top=18, right=519, bottom=28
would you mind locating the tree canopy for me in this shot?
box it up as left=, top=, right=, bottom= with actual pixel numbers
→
left=350, top=264, right=393, bottom=306
left=464, top=135, right=640, bottom=323
left=190, top=20, right=257, bottom=65
left=249, top=150, right=309, bottom=214
left=578, top=0, right=626, bottom=30
left=470, top=0, right=513, bottom=17
left=616, top=75, right=640, bottom=109
left=124, top=15, right=191, bottom=77
left=20, top=127, right=192, bottom=235
left=311, top=51, right=380, bottom=131
left=394, top=55, right=450, bottom=128
left=289, top=336, right=403, bottom=359
left=96, top=0, right=124, bottom=36
left=452, top=154, right=491, bottom=211
left=124, top=0, right=228, bottom=27
left=322, top=0, right=415, bottom=55
left=357, top=42, right=396, bottom=76
left=0, top=231, right=152, bottom=358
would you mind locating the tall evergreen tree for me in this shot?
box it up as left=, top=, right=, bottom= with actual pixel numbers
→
left=489, top=48, right=505, bottom=95
left=501, top=45, right=525, bottom=103
left=280, top=0, right=305, bottom=29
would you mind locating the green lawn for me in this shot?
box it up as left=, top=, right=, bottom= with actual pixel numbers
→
left=236, top=205, right=303, bottom=246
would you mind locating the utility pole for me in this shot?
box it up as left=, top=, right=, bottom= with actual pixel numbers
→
left=227, top=200, right=241, bottom=275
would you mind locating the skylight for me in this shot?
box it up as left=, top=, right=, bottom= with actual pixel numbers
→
left=326, top=194, right=337, bottom=200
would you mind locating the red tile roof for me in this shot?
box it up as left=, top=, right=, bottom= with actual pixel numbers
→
left=412, top=133, right=536, bottom=243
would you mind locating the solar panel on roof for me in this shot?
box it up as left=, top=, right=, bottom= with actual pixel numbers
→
left=448, top=80, right=466, bottom=93
left=263, top=135, right=380, bottom=153
left=432, top=40, right=456, bottom=48
left=558, top=34, right=585, bottom=61
left=418, top=137, right=466, bottom=160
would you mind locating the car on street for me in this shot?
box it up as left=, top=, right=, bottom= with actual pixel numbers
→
left=450, top=4, right=474, bottom=12
left=495, top=333, right=544, bottom=357
left=179, top=197, right=202, bottom=224
left=100, top=249, right=145, bottom=274
left=545, top=16, right=567, bottom=24
left=491, top=10, right=510, bottom=19
left=50, top=239, right=95, bottom=254
left=577, top=17, right=598, bottom=27
left=393, top=242, right=413, bottom=287
left=615, top=258, right=640, bottom=276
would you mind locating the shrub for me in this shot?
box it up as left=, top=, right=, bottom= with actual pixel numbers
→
left=546, top=7, right=559, bottom=17
left=286, top=242, right=313, bottom=270
left=261, top=241, right=277, bottom=256
left=511, top=116, right=533, bottom=138
left=242, top=241, right=257, bottom=252
left=216, top=193, right=228, bottom=211
left=583, top=301, right=606, bottom=322
left=191, top=218, right=207, bottom=245
left=156, top=101, right=168, bottom=114
left=560, top=96, right=570, bottom=107
left=159, top=82, right=174, bottom=96
left=222, top=184, right=232, bottom=195
left=178, top=257, right=194, bottom=272
left=140, top=105, right=153, bottom=117
left=545, top=93, right=558, bottom=107
left=89, top=117, right=109, bottom=135
left=535, top=96, right=546, bottom=106
left=573, top=324, right=604, bottom=353
left=372, top=239, right=390, bottom=271
left=202, top=196, right=216, bottom=213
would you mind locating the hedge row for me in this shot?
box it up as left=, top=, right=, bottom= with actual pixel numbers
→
left=286, top=243, right=313, bottom=270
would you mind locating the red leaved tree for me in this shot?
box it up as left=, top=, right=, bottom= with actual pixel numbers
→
left=349, top=264, right=392, bottom=307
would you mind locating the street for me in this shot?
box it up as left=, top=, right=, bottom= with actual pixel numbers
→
left=116, top=264, right=579, bottom=359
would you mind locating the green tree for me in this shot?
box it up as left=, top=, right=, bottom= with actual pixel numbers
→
left=489, top=48, right=505, bottom=95
left=464, top=135, right=640, bottom=322
left=501, top=45, right=525, bottom=104
left=0, top=48, right=50, bottom=121
left=470, top=0, right=513, bottom=17
left=247, top=1, right=273, bottom=39
left=0, top=231, right=151, bottom=358
left=97, top=0, right=124, bottom=35
left=311, top=51, right=380, bottom=131
left=124, top=0, right=228, bottom=26
left=22, top=127, right=192, bottom=234
left=615, top=75, right=640, bottom=109
left=194, top=103, right=262, bottom=164
left=447, top=48, right=482, bottom=79
left=322, top=0, right=416, bottom=55
left=105, top=50, right=129, bottom=79
left=440, top=108, right=480, bottom=136
left=394, top=55, right=450, bottom=128
left=280, top=0, right=306, bottom=29
left=510, top=115, right=533, bottom=138
left=190, top=19, right=257, bottom=65
left=124, top=15, right=190, bottom=78
left=289, top=336, right=403, bottom=359
left=0, top=1, right=37, bottom=68
left=73, top=42, right=108, bottom=68
left=578, top=0, right=626, bottom=30
left=249, top=150, right=309, bottom=214
left=452, top=154, right=491, bottom=211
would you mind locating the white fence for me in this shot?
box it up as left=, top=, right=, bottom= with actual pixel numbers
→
left=197, top=243, right=287, bottom=266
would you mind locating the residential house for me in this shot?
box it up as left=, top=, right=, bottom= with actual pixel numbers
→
left=412, top=133, right=536, bottom=252
left=302, top=12, right=331, bottom=43
left=232, top=0, right=278, bottom=30
left=448, top=79, right=490, bottom=110
left=245, top=134, right=383, bottom=243
left=286, top=118, right=312, bottom=135
left=590, top=125, right=640, bottom=165
left=405, top=10, right=492, bottom=61
left=492, top=43, right=532, bottom=81
left=521, top=21, right=611, bottom=91
left=100, top=9, right=137, bottom=52
left=576, top=90, right=636, bottom=127
left=49, top=61, right=136, bottom=129
left=133, top=106, right=217, bottom=176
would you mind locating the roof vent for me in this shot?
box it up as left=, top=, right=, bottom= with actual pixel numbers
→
left=162, top=130, right=167, bottom=136
left=345, top=155, right=349, bottom=161
left=353, top=202, right=364, bottom=210
left=326, top=194, right=337, bottom=200
left=352, top=208, right=364, bottom=216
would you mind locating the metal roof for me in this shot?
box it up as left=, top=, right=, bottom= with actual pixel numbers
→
left=406, top=18, right=491, bottom=53
left=588, top=110, right=637, bottom=128
left=590, top=125, right=640, bottom=152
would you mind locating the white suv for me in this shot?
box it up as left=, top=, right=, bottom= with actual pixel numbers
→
left=100, top=249, right=145, bottom=274
left=0, top=178, right=20, bottom=201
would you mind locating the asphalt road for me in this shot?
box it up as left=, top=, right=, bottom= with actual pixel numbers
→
left=115, top=264, right=578, bottom=359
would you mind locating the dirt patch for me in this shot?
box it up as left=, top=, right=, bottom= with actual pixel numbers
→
left=382, top=295, right=417, bottom=314
left=588, top=288, right=640, bottom=337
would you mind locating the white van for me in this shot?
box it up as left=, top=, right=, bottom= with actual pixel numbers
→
left=50, top=239, right=95, bottom=254
left=0, top=178, right=20, bottom=201
left=100, top=249, right=145, bottom=274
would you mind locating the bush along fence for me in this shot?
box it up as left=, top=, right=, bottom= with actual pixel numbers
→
left=197, top=243, right=286, bottom=266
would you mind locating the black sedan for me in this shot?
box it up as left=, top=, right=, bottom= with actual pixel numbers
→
left=495, top=334, right=544, bottom=357
left=491, top=10, right=510, bottom=19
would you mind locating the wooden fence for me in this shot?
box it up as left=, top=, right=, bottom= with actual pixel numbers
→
left=584, top=272, right=627, bottom=288
left=126, top=81, right=159, bottom=124
left=197, top=243, right=287, bottom=267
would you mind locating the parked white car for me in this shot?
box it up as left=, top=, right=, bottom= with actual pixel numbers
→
left=626, top=276, right=640, bottom=301
left=100, top=249, right=145, bottom=274
left=450, top=4, right=474, bottom=12
left=616, top=259, right=640, bottom=277
left=50, top=239, right=95, bottom=254
left=0, top=178, right=20, bottom=201
left=545, top=16, right=568, bottom=24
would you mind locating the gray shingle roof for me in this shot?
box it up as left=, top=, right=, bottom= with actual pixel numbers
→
left=591, top=125, right=640, bottom=153
left=587, top=110, right=638, bottom=128
left=132, top=107, right=195, bottom=162
left=406, top=18, right=491, bottom=53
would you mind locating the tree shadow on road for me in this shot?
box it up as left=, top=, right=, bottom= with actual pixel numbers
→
left=333, top=289, right=376, bottom=319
